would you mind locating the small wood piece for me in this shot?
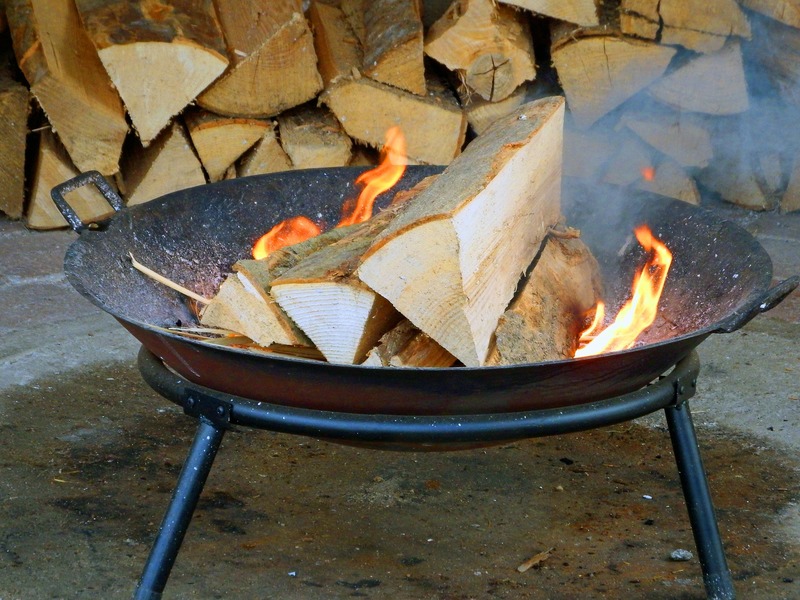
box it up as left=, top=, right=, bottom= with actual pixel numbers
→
left=322, top=74, right=466, bottom=164
left=7, top=0, right=128, bottom=175
left=740, top=0, right=800, bottom=30
left=362, top=319, right=457, bottom=367
left=647, top=40, right=749, bottom=115
left=196, top=0, right=322, bottom=118
left=620, top=0, right=750, bottom=53
left=26, top=130, right=114, bottom=230
left=425, top=0, right=536, bottom=102
left=362, top=0, right=425, bottom=95
left=309, top=0, right=363, bottom=86
left=621, top=109, right=714, bottom=168
left=499, top=0, right=600, bottom=27
left=358, top=98, right=565, bottom=367
left=486, top=235, right=602, bottom=365
left=74, top=0, right=228, bottom=144
left=0, top=63, right=29, bottom=219
left=237, top=123, right=293, bottom=177
left=277, top=105, right=353, bottom=169
left=121, top=123, right=206, bottom=207
left=551, top=26, right=676, bottom=128
left=184, top=109, right=269, bottom=181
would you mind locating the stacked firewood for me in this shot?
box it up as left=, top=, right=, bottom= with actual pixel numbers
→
left=1, top=0, right=799, bottom=227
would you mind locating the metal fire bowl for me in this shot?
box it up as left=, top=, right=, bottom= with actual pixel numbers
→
left=59, top=167, right=798, bottom=416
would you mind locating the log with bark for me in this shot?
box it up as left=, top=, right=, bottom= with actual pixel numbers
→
left=277, top=104, right=353, bottom=169
left=0, top=52, right=28, bottom=219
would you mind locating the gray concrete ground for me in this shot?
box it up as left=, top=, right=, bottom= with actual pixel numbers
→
left=0, top=203, right=798, bottom=599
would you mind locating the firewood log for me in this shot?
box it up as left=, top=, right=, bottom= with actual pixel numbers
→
left=237, top=123, right=293, bottom=177
left=357, top=97, right=565, bottom=367
left=6, top=0, right=128, bottom=175
left=636, top=158, right=700, bottom=205
left=0, top=60, right=28, bottom=219
left=747, top=13, right=800, bottom=108
left=121, top=123, right=206, bottom=207
left=486, top=234, right=602, bottom=365
left=196, top=0, right=322, bottom=118
left=277, top=105, right=353, bottom=169
left=647, top=40, right=749, bottom=115
left=619, top=0, right=750, bottom=53
left=26, top=130, right=114, bottom=230
left=550, top=24, right=676, bottom=128
left=362, top=320, right=457, bottom=367
left=73, top=0, right=228, bottom=145
left=458, top=82, right=529, bottom=135
left=424, top=0, right=536, bottom=102
left=740, top=0, right=800, bottom=30
left=498, top=0, right=601, bottom=27
left=782, top=155, right=800, bottom=213
left=184, top=109, right=270, bottom=182
left=362, top=0, right=425, bottom=95
left=309, top=0, right=363, bottom=86
left=620, top=108, right=714, bottom=168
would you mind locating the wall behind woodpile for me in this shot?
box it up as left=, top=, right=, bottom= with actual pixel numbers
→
left=0, top=0, right=799, bottom=229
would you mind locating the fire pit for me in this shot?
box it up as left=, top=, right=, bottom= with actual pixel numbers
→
left=53, top=167, right=797, bottom=599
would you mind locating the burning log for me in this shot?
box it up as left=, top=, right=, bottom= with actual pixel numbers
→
left=120, top=123, right=206, bottom=207
left=357, top=97, right=565, bottom=367
left=619, top=0, right=751, bottom=54
left=6, top=0, right=128, bottom=175
left=424, top=0, right=536, bottom=102
left=73, top=0, right=228, bottom=145
left=362, top=319, right=457, bottom=367
left=550, top=24, right=676, bottom=129
left=237, top=123, right=294, bottom=177
left=486, top=232, right=602, bottom=365
left=0, top=58, right=28, bottom=219
left=277, top=105, right=353, bottom=169
left=362, top=0, right=426, bottom=95
left=184, top=109, right=270, bottom=182
left=196, top=0, right=323, bottom=118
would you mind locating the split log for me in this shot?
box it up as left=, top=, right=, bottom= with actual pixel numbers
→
left=636, top=157, right=700, bottom=205
left=647, top=40, right=749, bottom=115
left=196, top=0, right=322, bottom=118
left=6, top=0, right=127, bottom=175
left=0, top=61, right=28, bottom=219
left=120, top=123, right=206, bottom=207
left=619, top=0, right=750, bottom=53
left=322, top=74, right=467, bottom=165
left=237, top=123, right=293, bottom=177
left=458, top=81, right=528, bottom=135
left=746, top=13, right=800, bottom=107
left=621, top=109, right=714, bottom=168
left=357, top=97, right=565, bottom=367
left=424, top=0, right=536, bottom=102
left=277, top=105, right=353, bottom=169
left=782, top=156, right=800, bottom=213
left=184, top=109, right=269, bottom=182
left=362, top=319, right=457, bottom=367
left=309, top=0, right=363, bottom=86
left=498, top=0, right=601, bottom=27
left=740, top=0, right=800, bottom=30
left=486, top=234, right=602, bottom=365
left=26, top=130, right=114, bottom=230
left=74, top=0, right=228, bottom=145
left=362, top=0, right=425, bottom=95
left=551, top=25, right=676, bottom=128
left=339, top=0, right=367, bottom=46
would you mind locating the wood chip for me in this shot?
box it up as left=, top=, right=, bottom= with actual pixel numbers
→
left=517, top=547, right=555, bottom=573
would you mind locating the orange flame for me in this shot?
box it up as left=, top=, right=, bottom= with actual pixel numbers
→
left=575, top=226, right=672, bottom=358
left=338, top=126, right=407, bottom=227
left=251, top=216, right=322, bottom=260
left=641, top=166, right=656, bottom=182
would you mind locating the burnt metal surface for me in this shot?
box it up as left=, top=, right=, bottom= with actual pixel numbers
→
left=62, top=167, right=791, bottom=415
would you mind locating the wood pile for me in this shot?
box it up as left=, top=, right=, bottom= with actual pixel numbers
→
left=1, top=0, right=800, bottom=227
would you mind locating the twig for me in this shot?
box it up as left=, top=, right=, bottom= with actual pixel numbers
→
left=129, top=253, right=211, bottom=305
left=517, top=547, right=555, bottom=573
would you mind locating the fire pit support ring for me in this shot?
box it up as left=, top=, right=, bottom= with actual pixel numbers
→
left=132, top=347, right=735, bottom=600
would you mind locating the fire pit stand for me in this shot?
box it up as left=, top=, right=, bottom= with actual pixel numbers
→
left=132, top=347, right=736, bottom=600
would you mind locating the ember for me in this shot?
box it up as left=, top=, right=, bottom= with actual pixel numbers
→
left=575, top=226, right=673, bottom=357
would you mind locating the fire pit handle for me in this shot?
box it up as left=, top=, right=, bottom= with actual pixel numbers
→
left=50, top=171, right=124, bottom=233
left=714, top=276, right=799, bottom=333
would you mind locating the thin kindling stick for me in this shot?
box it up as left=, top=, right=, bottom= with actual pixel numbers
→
left=129, top=253, right=211, bottom=305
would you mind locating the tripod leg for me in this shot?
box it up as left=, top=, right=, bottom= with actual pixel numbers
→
left=665, top=401, right=735, bottom=600
left=134, top=419, right=225, bottom=600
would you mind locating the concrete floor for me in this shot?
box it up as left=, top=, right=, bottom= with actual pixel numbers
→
left=0, top=201, right=798, bottom=599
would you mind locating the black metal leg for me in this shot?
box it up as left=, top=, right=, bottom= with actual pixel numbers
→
left=134, top=419, right=226, bottom=600
left=665, top=401, right=735, bottom=600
